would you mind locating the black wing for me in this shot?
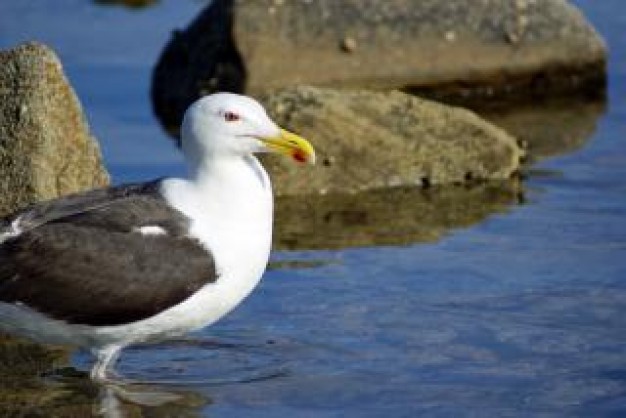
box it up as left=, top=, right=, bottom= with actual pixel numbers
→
left=0, top=180, right=217, bottom=326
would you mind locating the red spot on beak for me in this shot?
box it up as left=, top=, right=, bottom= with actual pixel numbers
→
left=293, top=149, right=307, bottom=163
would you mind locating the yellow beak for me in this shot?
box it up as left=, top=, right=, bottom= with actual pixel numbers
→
left=261, top=129, right=316, bottom=165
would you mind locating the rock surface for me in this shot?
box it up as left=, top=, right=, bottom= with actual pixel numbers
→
left=258, top=86, right=522, bottom=196
left=0, top=42, right=109, bottom=216
left=151, top=0, right=606, bottom=131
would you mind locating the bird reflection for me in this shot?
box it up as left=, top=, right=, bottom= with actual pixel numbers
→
left=97, top=383, right=198, bottom=417
left=16, top=367, right=209, bottom=416
left=0, top=333, right=287, bottom=415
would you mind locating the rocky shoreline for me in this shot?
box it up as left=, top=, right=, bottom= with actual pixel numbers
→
left=0, top=0, right=607, bottom=209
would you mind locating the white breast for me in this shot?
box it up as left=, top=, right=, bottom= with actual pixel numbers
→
left=162, top=156, right=273, bottom=275
left=139, top=157, right=273, bottom=332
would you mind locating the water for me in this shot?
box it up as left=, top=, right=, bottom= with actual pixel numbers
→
left=0, top=0, right=625, bottom=416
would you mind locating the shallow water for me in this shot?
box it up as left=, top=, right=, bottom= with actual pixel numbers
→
left=0, top=0, right=625, bottom=416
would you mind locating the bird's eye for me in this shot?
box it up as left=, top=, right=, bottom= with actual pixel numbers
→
left=223, top=111, right=240, bottom=122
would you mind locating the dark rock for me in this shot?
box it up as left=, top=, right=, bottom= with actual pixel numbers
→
left=258, top=86, right=523, bottom=196
left=0, top=42, right=109, bottom=216
left=151, top=0, right=606, bottom=132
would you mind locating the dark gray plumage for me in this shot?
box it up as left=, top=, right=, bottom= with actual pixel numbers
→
left=0, top=180, right=217, bottom=327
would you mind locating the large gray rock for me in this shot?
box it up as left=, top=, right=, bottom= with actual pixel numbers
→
left=259, top=86, right=523, bottom=196
left=151, top=0, right=606, bottom=131
left=0, top=42, right=109, bottom=216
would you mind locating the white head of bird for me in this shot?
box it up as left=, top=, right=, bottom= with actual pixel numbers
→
left=180, top=93, right=315, bottom=170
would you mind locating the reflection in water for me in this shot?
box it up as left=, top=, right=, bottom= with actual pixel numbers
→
left=0, top=335, right=210, bottom=416
left=0, top=335, right=69, bottom=415
left=98, top=383, right=204, bottom=417
left=0, top=372, right=207, bottom=416
left=274, top=180, right=523, bottom=250
left=480, top=98, right=606, bottom=160
left=0, top=332, right=301, bottom=415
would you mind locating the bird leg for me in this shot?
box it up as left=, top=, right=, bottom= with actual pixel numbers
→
left=91, top=344, right=123, bottom=383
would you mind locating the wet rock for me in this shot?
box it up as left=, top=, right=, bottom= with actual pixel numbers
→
left=258, top=86, right=523, bottom=195
left=151, top=0, right=606, bottom=131
left=0, top=42, right=109, bottom=216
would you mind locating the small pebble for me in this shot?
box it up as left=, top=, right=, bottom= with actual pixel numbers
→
left=444, top=30, right=457, bottom=42
left=340, top=36, right=357, bottom=53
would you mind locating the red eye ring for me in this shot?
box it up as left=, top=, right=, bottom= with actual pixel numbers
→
left=224, top=111, right=240, bottom=122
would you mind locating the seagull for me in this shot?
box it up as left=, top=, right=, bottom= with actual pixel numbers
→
left=0, top=93, right=315, bottom=382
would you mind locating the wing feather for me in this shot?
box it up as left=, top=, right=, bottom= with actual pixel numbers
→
left=0, top=180, right=217, bottom=326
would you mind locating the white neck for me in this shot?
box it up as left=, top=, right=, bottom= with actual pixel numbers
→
left=162, top=154, right=273, bottom=279
left=190, top=154, right=270, bottom=196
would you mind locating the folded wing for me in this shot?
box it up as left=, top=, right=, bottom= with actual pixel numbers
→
left=0, top=181, right=217, bottom=326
